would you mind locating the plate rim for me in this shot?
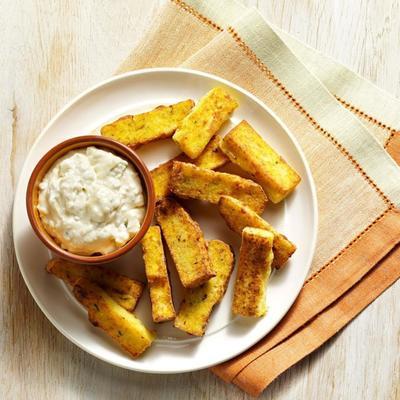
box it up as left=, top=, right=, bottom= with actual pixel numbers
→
left=12, top=67, right=318, bottom=373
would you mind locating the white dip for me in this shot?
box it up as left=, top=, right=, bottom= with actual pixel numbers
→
left=37, top=146, right=145, bottom=255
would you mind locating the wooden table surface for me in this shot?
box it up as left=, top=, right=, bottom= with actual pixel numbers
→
left=1, top=1, right=399, bottom=399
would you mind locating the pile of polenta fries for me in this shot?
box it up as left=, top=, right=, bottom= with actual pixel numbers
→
left=47, top=87, right=301, bottom=358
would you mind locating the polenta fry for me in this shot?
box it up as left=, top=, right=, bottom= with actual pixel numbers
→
left=232, top=228, right=274, bottom=317
left=173, top=87, right=238, bottom=159
left=174, top=240, right=234, bottom=336
left=151, top=139, right=228, bottom=202
left=101, top=99, right=194, bottom=148
left=155, top=198, right=215, bottom=288
left=46, top=259, right=144, bottom=311
left=150, top=154, right=189, bottom=201
left=220, top=121, right=301, bottom=203
left=218, top=196, right=296, bottom=268
left=193, top=135, right=229, bottom=170
left=170, top=161, right=268, bottom=214
left=141, top=226, right=176, bottom=322
left=73, top=278, right=155, bottom=358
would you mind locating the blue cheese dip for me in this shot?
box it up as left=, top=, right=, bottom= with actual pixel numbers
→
left=37, top=146, right=145, bottom=255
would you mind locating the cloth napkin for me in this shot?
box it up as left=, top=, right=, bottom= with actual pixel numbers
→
left=118, top=0, right=400, bottom=396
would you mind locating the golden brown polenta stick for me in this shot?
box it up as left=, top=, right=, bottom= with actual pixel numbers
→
left=101, top=99, right=194, bottom=148
left=151, top=141, right=228, bottom=201
left=141, top=226, right=175, bottom=323
left=173, top=87, right=238, bottom=159
left=46, top=259, right=144, bottom=311
left=232, top=228, right=274, bottom=317
left=218, top=196, right=296, bottom=269
left=170, top=162, right=268, bottom=214
left=220, top=121, right=301, bottom=203
left=73, top=279, right=155, bottom=358
left=193, top=135, right=229, bottom=170
left=155, top=198, right=215, bottom=288
left=174, top=240, right=234, bottom=336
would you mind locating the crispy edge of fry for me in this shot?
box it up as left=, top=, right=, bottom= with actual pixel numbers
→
left=173, top=87, right=239, bottom=159
left=217, top=196, right=296, bottom=268
left=232, top=227, right=274, bottom=317
left=141, top=226, right=176, bottom=322
left=193, top=135, right=229, bottom=170
left=73, top=278, right=155, bottom=358
left=174, top=240, right=234, bottom=336
left=169, top=161, right=268, bottom=214
left=220, top=120, right=301, bottom=203
left=46, top=259, right=144, bottom=311
left=155, top=197, right=215, bottom=288
left=100, top=99, right=194, bottom=148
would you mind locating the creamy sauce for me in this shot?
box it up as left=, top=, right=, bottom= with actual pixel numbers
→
left=37, top=146, right=145, bottom=255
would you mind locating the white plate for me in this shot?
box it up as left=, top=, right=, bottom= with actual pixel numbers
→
left=13, top=68, right=317, bottom=373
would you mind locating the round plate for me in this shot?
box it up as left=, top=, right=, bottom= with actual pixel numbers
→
left=13, top=68, right=317, bottom=373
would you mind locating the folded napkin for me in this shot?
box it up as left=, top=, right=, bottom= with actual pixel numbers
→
left=118, top=0, right=400, bottom=396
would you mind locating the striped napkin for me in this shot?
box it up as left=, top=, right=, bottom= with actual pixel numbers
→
left=118, top=0, right=400, bottom=396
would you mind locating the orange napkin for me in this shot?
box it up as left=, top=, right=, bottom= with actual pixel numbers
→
left=118, top=0, right=400, bottom=396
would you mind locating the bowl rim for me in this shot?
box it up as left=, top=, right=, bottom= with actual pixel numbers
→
left=26, top=135, right=155, bottom=264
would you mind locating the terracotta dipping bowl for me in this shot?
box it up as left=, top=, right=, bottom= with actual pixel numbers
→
left=26, top=135, right=155, bottom=264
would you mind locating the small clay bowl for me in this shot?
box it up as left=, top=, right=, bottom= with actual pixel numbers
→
left=26, top=135, right=155, bottom=264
